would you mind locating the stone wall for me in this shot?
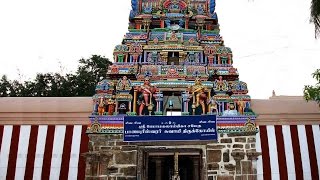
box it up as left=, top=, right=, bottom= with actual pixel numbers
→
left=85, top=134, right=137, bottom=180
left=207, top=133, right=259, bottom=180
left=85, top=133, right=259, bottom=180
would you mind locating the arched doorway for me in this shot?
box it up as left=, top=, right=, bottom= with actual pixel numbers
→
left=147, top=152, right=201, bottom=180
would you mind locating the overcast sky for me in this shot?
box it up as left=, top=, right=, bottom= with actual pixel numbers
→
left=0, top=0, right=319, bottom=99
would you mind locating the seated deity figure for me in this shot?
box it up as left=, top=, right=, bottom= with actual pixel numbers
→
left=222, top=102, right=238, bottom=116
left=147, top=51, right=158, bottom=64
left=197, top=4, right=204, bottom=14
left=207, top=97, right=220, bottom=114
left=214, top=76, right=228, bottom=91
left=188, top=53, right=195, bottom=63
left=117, top=76, right=131, bottom=90
left=189, top=78, right=207, bottom=114
left=147, top=53, right=152, bottom=63
left=137, top=76, right=157, bottom=115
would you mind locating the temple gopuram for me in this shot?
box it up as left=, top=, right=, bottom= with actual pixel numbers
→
left=1, top=1, right=320, bottom=180
left=85, top=0, right=259, bottom=179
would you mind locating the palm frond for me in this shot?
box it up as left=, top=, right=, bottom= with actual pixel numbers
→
left=311, top=0, right=320, bottom=38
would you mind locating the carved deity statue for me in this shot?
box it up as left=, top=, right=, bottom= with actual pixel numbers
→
left=137, top=77, right=157, bottom=115
left=189, top=78, right=207, bottom=114
left=107, top=98, right=116, bottom=115
left=147, top=51, right=158, bottom=64
left=207, top=97, right=220, bottom=114
left=188, top=53, right=195, bottom=63
left=117, top=76, right=131, bottom=90
left=214, top=76, right=228, bottom=91
left=197, top=4, right=204, bottom=14
left=236, top=100, right=246, bottom=115
left=97, top=97, right=106, bottom=115
left=117, top=54, right=124, bottom=63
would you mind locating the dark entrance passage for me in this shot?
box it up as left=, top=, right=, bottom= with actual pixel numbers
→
left=167, top=52, right=179, bottom=65
left=147, top=154, right=200, bottom=180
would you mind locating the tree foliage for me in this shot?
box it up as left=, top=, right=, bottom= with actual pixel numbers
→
left=311, top=0, right=320, bottom=38
left=0, top=55, right=112, bottom=97
left=304, top=69, right=320, bottom=104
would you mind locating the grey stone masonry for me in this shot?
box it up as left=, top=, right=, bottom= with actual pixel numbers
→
left=85, top=134, right=137, bottom=180
left=207, top=133, right=261, bottom=180
left=84, top=133, right=260, bottom=180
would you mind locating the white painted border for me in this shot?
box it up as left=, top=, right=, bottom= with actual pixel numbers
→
left=0, top=125, right=13, bottom=179
left=15, top=125, right=31, bottom=180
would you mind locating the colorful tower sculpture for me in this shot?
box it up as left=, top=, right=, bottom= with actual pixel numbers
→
left=85, top=1, right=260, bottom=179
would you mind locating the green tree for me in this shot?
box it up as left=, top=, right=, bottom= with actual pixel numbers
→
left=74, top=55, right=112, bottom=96
left=0, top=75, right=12, bottom=97
left=304, top=69, right=320, bottom=104
left=311, top=0, right=320, bottom=38
left=0, top=55, right=112, bottom=97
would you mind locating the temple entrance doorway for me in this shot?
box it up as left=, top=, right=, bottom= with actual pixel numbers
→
left=146, top=152, right=201, bottom=180
left=167, top=52, right=179, bottom=65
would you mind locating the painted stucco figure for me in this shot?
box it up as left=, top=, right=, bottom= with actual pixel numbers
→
left=189, top=78, right=207, bottom=115
left=137, top=76, right=157, bottom=115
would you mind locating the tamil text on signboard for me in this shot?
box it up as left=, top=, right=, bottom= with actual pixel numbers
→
left=123, top=115, right=217, bottom=142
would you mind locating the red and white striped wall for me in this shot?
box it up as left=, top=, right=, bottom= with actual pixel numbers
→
left=257, top=125, right=320, bottom=180
left=1, top=124, right=320, bottom=180
left=0, top=125, right=88, bottom=180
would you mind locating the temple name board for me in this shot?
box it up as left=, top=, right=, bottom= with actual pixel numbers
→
left=123, top=115, right=217, bottom=142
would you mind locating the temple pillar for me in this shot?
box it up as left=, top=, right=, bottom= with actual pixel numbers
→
left=132, top=54, right=139, bottom=63
left=125, top=53, right=128, bottom=63
left=155, top=158, right=162, bottom=180
left=247, top=150, right=262, bottom=174
left=200, top=52, right=204, bottom=64
left=182, top=91, right=190, bottom=114
left=231, top=150, right=245, bottom=174
left=179, top=52, right=187, bottom=64
left=115, top=100, right=118, bottom=115
left=160, top=18, right=165, bottom=28
left=142, top=18, right=151, bottom=32
left=133, top=90, right=137, bottom=113
left=154, top=92, right=163, bottom=113
left=123, top=54, right=126, bottom=63
left=192, top=158, right=199, bottom=180
left=173, top=152, right=180, bottom=180
left=221, top=102, right=225, bottom=112
left=114, top=53, right=118, bottom=63
left=160, top=52, right=168, bottom=64
left=138, top=0, right=142, bottom=12
left=144, top=51, right=147, bottom=62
